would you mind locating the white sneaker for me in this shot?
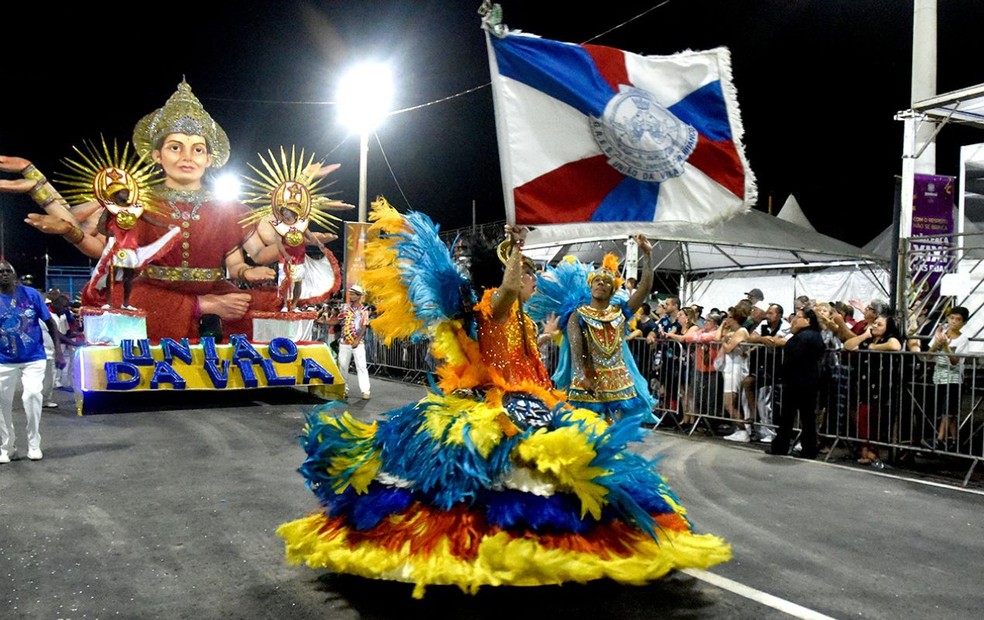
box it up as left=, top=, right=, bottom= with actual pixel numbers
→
left=0, top=449, right=13, bottom=464
left=27, top=448, right=43, bottom=461
left=361, top=392, right=371, bottom=400
left=759, top=434, right=774, bottom=444
left=44, top=402, right=59, bottom=408
left=723, top=429, right=750, bottom=443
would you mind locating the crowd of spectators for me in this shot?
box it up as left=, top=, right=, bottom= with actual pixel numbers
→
left=615, top=286, right=975, bottom=466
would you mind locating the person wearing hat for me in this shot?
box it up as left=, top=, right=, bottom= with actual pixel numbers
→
left=743, top=299, right=769, bottom=331
left=745, top=288, right=764, bottom=304
left=336, top=283, right=372, bottom=399
left=929, top=305, right=970, bottom=451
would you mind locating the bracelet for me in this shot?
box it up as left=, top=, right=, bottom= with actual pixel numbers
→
left=237, top=265, right=249, bottom=282
left=21, top=164, right=45, bottom=184
left=29, top=180, right=57, bottom=208
left=62, top=225, right=85, bottom=245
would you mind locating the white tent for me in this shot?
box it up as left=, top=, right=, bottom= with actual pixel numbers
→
left=775, top=194, right=816, bottom=231
left=524, top=209, right=890, bottom=314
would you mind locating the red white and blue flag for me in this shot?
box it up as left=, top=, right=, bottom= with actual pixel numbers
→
left=485, top=28, right=756, bottom=226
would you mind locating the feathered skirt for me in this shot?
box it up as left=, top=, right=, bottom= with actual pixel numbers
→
left=276, top=390, right=730, bottom=598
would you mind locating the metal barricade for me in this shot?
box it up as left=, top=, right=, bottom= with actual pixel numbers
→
left=364, top=329, right=983, bottom=485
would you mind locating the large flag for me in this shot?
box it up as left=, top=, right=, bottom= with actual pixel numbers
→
left=485, top=27, right=756, bottom=226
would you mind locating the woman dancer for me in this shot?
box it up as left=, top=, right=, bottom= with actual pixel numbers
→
left=277, top=199, right=730, bottom=597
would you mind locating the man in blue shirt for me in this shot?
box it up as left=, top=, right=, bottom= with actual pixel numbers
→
left=0, top=261, right=64, bottom=463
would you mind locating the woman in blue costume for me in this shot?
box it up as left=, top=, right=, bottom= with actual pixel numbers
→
left=531, top=239, right=657, bottom=425
left=277, top=198, right=730, bottom=598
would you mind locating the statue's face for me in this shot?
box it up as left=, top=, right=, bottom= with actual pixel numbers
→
left=279, top=206, right=299, bottom=225
left=153, top=133, right=213, bottom=188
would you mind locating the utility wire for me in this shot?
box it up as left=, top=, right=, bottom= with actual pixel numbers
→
left=210, top=2, right=674, bottom=209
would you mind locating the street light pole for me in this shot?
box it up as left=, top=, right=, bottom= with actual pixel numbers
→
left=358, top=130, right=369, bottom=223
left=337, top=61, right=394, bottom=224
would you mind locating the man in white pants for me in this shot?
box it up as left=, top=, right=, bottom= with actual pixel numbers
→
left=336, top=284, right=371, bottom=399
left=0, top=261, right=64, bottom=463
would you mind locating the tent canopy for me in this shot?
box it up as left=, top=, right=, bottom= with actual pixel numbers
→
left=524, top=209, right=886, bottom=274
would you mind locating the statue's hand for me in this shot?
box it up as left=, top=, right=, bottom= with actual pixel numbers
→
left=198, top=292, right=252, bottom=321
left=304, top=162, right=341, bottom=180
left=25, top=214, right=73, bottom=235
left=0, top=178, right=36, bottom=194
left=0, top=155, right=32, bottom=174
left=310, top=231, right=338, bottom=245
left=244, top=266, right=277, bottom=283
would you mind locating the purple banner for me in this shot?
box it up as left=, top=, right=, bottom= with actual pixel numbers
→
left=910, top=173, right=955, bottom=302
left=912, top=174, right=955, bottom=236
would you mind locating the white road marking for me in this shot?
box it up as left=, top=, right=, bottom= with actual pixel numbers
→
left=682, top=568, right=838, bottom=620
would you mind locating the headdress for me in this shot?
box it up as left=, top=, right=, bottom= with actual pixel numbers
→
left=54, top=136, right=163, bottom=226
left=239, top=146, right=352, bottom=245
left=93, top=167, right=144, bottom=228
left=587, top=253, right=624, bottom=290
left=132, top=79, right=231, bottom=167
left=496, top=239, right=536, bottom=272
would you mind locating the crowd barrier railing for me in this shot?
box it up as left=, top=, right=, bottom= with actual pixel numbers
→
left=360, top=331, right=984, bottom=486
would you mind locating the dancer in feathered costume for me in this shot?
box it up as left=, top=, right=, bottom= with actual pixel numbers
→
left=277, top=198, right=730, bottom=598
left=52, top=138, right=180, bottom=311
left=526, top=243, right=659, bottom=425
left=240, top=147, right=350, bottom=311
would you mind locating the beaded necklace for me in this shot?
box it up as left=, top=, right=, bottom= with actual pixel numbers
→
left=154, top=187, right=212, bottom=221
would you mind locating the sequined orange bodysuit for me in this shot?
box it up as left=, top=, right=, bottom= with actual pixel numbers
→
left=474, top=288, right=552, bottom=389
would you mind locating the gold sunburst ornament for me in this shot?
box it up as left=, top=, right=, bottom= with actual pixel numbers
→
left=240, top=146, right=351, bottom=241
left=54, top=135, right=163, bottom=224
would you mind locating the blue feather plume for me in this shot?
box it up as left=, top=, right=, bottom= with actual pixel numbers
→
left=388, top=211, right=475, bottom=336
left=526, top=258, right=592, bottom=329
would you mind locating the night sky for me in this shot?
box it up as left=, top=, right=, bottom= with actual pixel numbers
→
left=3, top=0, right=984, bottom=283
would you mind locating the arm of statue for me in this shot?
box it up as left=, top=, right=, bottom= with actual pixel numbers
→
left=1, top=157, right=109, bottom=258
left=24, top=210, right=107, bottom=259
left=242, top=220, right=283, bottom=265
left=225, top=251, right=276, bottom=285
left=567, top=311, right=594, bottom=394
left=197, top=292, right=253, bottom=322
left=307, top=230, right=337, bottom=249
left=1, top=156, right=76, bottom=221
left=490, top=225, right=528, bottom=322
left=626, top=235, right=653, bottom=313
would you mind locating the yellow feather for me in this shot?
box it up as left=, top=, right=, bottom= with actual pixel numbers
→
left=277, top=513, right=731, bottom=599
left=515, top=426, right=610, bottom=519
left=418, top=393, right=506, bottom=458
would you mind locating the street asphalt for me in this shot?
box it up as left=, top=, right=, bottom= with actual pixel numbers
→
left=1, top=376, right=982, bottom=619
